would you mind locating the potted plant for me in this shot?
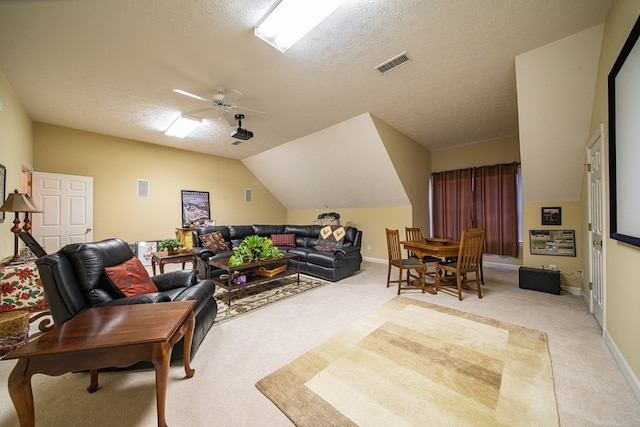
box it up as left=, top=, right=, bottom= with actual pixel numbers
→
left=157, top=238, right=184, bottom=255
left=228, top=235, right=283, bottom=266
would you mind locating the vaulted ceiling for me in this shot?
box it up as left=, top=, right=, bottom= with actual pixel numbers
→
left=0, top=0, right=612, bottom=160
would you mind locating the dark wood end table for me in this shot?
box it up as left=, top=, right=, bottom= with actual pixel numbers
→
left=151, top=251, right=197, bottom=275
left=4, top=300, right=196, bottom=427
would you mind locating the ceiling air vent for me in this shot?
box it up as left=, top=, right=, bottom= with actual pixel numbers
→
left=375, top=51, right=411, bottom=74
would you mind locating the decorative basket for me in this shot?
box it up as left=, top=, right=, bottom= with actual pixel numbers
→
left=0, top=310, right=30, bottom=357
left=256, top=265, right=286, bottom=278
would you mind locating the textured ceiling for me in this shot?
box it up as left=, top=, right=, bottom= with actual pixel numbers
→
left=0, top=0, right=612, bottom=160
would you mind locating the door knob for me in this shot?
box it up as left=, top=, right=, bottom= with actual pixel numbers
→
left=593, top=240, right=602, bottom=247
left=86, top=227, right=92, bottom=234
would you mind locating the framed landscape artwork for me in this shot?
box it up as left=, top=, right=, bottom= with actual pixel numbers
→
left=181, top=190, right=210, bottom=227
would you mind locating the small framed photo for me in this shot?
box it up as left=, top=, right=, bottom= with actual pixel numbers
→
left=541, top=207, right=561, bottom=226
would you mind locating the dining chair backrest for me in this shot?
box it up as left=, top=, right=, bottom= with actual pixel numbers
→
left=405, top=227, right=425, bottom=259
left=386, top=228, right=403, bottom=265
left=456, top=229, right=484, bottom=272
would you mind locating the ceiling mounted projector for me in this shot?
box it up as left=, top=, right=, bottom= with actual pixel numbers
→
left=231, top=114, right=253, bottom=143
left=231, top=127, right=253, bottom=140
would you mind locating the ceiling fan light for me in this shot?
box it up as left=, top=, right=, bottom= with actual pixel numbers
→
left=255, top=0, right=347, bottom=52
left=164, top=114, right=202, bottom=138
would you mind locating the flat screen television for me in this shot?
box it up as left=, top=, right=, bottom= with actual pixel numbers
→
left=608, top=15, right=640, bottom=247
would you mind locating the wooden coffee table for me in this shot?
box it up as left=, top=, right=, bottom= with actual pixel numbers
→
left=4, top=300, right=196, bottom=427
left=209, top=253, right=299, bottom=306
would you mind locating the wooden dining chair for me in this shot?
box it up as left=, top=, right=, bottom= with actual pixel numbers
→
left=386, top=228, right=427, bottom=295
left=434, top=229, right=484, bottom=300
left=466, top=228, right=485, bottom=285
left=405, top=226, right=439, bottom=278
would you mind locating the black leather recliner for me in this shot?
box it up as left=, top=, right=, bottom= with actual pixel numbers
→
left=35, top=238, right=218, bottom=360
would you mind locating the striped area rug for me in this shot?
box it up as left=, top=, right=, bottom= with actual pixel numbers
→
left=256, top=296, right=559, bottom=426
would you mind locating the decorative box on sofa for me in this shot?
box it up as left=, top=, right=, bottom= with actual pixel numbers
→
left=192, top=224, right=363, bottom=282
left=35, top=238, right=218, bottom=360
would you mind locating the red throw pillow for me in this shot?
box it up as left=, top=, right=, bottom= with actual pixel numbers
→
left=271, top=233, right=295, bottom=247
left=199, top=231, right=229, bottom=253
left=105, top=257, right=158, bottom=297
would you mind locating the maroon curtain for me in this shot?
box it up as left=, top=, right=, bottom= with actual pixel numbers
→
left=432, top=168, right=473, bottom=241
left=474, top=163, right=518, bottom=257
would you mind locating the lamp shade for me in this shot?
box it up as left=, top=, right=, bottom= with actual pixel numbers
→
left=0, top=190, right=42, bottom=213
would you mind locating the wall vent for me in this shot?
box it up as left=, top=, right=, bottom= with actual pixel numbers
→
left=375, top=51, right=411, bottom=74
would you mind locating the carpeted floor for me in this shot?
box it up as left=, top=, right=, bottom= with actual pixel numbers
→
left=0, top=262, right=638, bottom=426
left=214, top=274, right=330, bottom=323
left=257, top=295, right=559, bottom=426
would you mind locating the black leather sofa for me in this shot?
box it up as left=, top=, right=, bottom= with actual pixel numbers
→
left=192, top=224, right=363, bottom=282
left=35, top=238, right=218, bottom=360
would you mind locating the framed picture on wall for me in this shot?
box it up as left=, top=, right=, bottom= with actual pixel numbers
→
left=181, top=190, right=210, bottom=227
left=541, top=207, right=561, bottom=225
left=529, top=229, right=576, bottom=257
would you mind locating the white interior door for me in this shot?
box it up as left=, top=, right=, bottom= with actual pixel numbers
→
left=587, top=125, right=605, bottom=329
left=30, top=172, right=94, bottom=254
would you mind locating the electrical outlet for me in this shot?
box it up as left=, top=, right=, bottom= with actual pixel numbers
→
left=549, top=264, right=557, bottom=271
left=367, top=245, right=371, bottom=251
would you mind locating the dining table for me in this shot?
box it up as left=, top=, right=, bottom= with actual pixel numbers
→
left=400, top=239, right=461, bottom=291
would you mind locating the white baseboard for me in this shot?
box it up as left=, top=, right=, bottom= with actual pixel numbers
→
left=604, top=328, right=640, bottom=403
left=561, top=286, right=581, bottom=295
left=363, top=256, right=386, bottom=264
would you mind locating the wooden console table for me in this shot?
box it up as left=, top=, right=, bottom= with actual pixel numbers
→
left=4, top=301, right=196, bottom=427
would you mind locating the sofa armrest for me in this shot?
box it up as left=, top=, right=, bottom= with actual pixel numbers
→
left=193, top=247, right=216, bottom=260
left=152, top=270, right=197, bottom=291
left=95, top=292, right=172, bottom=306
left=335, top=246, right=361, bottom=256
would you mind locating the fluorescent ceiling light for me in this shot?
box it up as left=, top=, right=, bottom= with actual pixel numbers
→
left=164, top=114, right=202, bottom=138
left=255, top=0, right=347, bottom=52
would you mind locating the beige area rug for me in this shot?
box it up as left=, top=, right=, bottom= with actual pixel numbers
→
left=256, top=295, right=559, bottom=426
left=214, top=274, right=329, bottom=324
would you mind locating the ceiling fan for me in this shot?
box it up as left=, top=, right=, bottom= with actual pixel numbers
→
left=172, top=87, right=265, bottom=126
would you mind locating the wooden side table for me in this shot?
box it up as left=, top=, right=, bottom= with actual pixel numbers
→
left=151, top=251, right=197, bottom=275
left=4, top=301, right=196, bottom=427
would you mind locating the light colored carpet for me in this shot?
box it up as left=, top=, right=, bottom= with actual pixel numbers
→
left=214, top=274, right=329, bottom=323
left=257, top=295, right=559, bottom=426
left=0, top=262, right=639, bottom=426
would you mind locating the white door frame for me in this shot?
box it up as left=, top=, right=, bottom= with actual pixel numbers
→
left=587, top=124, right=606, bottom=330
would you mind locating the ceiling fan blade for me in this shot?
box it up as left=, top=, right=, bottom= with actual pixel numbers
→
left=173, top=89, right=210, bottom=102
left=223, top=88, right=243, bottom=103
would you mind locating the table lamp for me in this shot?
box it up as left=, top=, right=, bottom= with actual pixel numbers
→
left=0, top=190, right=43, bottom=262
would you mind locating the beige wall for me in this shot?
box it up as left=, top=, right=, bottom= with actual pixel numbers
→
left=287, top=206, right=412, bottom=261
left=372, top=115, right=432, bottom=233
left=589, top=0, right=640, bottom=381
left=431, top=136, right=520, bottom=172
left=33, top=123, right=286, bottom=243
left=0, top=70, right=33, bottom=259
left=522, top=201, right=583, bottom=289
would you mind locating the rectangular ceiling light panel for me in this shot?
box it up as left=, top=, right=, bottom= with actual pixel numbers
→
left=164, top=114, right=202, bottom=138
left=255, top=0, right=347, bottom=52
